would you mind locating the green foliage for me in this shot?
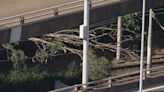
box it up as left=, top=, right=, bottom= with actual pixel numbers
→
left=1, top=43, right=48, bottom=85
left=33, top=40, right=65, bottom=63
left=2, top=43, right=14, bottom=60
left=64, top=61, right=80, bottom=78
left=88, top=49, right=111, bottom=80
left=4, top=68, right=48, bottom=84
left=2, top=43, right=27, bottom=70
left=33, top=49, right=49, bottom=63
left=47, top=41, right=65, bottom=55
left=122, top=13, right=141, bottom=31
left=11, top=50, right=27, bottom=70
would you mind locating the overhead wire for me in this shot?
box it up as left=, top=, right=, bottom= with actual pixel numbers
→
left=152, top=10, right=164, bottom=31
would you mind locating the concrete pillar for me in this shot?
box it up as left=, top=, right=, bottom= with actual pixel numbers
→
left=10, top=16, right=24, bottom=43
left=10, top=26, right=22, bottom=43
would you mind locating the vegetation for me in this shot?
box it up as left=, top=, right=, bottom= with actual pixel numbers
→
left=0, top=13, right=142, bottom=92
left=32, top=40, right=65, bottom=63
left=88, top=49, right=111, bottom=80
left=0, top=10, right=164, bottom=92
left=2, top=43, right=27, bottom=70
left=64, top=61, right=81, bottom=78
left=0, top=43, right=50, bottom=92
left=122, top=13, right=141, bottom=31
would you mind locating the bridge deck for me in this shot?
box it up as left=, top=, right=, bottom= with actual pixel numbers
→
left=0, top=0, right=76, bottom=18
left=0, top=0, right=164, bottom=44
left=0, top=0, right=120, bottom=19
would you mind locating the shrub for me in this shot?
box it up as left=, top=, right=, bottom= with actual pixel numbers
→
left=4, top=67, right=48, bottom=84
left=64, top=61, right=81, bottom=78
left=2, top=43, right=48, bottom=84
left=88, top=49, right=111, bottom=80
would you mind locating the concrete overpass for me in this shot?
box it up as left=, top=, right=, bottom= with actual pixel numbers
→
left=0, top=0, right=76, bottom=19
left=0, top=0, right=164, bottom=44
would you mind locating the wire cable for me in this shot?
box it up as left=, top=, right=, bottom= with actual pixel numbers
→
left=152, top=10, right=164, bottom=31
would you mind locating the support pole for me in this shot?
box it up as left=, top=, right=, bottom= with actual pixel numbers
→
left=146, top=9, right=153, bottom=75
left=82, top=0, right=90, bottom=88
left=139, top=0, right=146, bottom=92
left=116, top=16, right=122, bottom=62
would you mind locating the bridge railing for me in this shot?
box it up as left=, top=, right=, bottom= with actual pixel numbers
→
left=49, top=65, right=164, bottom=92
left=0, top=0, right=120, bottom=30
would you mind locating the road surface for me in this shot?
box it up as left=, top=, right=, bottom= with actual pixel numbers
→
left=0, top=0, right=120, bottom=19
left=0, top=0, right=77, bottom=18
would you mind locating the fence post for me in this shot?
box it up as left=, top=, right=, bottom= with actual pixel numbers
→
left=108, top=78, right=112, bottom=87
left=20, top=16, right=24, bottom=24
left=54, top=8, right=58, bottom=16
left=74, top=86, right=78, bottom=91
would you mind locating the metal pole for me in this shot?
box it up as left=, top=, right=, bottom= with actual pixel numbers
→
left=146, top=9, right=153, bottom=75
left=139, top=0, right=146, bottom=91
left=82, top=0, right=90, bottom=88
left=116, top=16, right=122, bottom=62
